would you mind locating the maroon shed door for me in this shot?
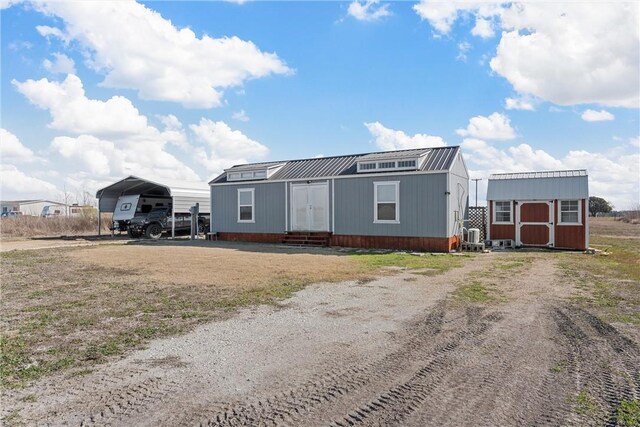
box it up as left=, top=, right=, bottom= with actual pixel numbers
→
left=518, top=201, right=554, bottom=246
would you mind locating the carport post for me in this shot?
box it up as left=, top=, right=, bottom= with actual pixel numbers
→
left=97, top=205, right=101, bottom=236
left=171, top=196, right=176, bottom=239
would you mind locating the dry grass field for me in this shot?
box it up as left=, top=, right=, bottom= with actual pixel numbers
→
left=1, top=218, right=638, bottom=426
left=0, top=215, right=111, bottom=239
left=0, top=241, right=465, bottom=389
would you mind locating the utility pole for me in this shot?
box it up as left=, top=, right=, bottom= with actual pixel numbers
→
left=472, top=178, right=482, bottom=207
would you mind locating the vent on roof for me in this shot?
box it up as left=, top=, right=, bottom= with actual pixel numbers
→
left=226, top=163, right=285, bottom=181
left=357, top=155, right=424, bottom=173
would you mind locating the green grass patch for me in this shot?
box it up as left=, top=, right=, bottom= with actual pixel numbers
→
left=351, top=252, right=467, bottom=274
left=575, top=390, right=600, bottom=417
left=616, top=399, right=640, bottom=427
left=0, top=337, right=75, bottom=388
left=454, top=282, right=493, bottom=303
left=550, top=359, right=567, bottom=373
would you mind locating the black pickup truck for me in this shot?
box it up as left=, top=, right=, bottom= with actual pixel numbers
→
left=127, top=207, right=209, bottom=239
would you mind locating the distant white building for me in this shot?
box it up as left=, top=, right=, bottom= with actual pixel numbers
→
left=1, top=200, right=68, bottom=216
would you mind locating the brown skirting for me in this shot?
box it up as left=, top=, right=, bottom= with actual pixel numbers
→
left=209, top=232, right=459, bottom=252
left=331, top=234, right=459, bottom=253
left=210, top=232, right=284, bottom=244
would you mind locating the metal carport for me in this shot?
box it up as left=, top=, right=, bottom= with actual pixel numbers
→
left=96, top=176, right=210, bottom=237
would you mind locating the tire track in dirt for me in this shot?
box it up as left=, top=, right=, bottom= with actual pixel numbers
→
left=184, top=306, right=503, bottom=427
left=553, top=305, right=640, bottom=427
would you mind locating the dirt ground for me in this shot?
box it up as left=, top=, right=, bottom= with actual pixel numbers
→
left=1, top=219, right=639, bottom=426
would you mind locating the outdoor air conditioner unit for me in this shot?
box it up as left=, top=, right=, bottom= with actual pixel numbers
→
left=468, top=228, right=480, bottom=244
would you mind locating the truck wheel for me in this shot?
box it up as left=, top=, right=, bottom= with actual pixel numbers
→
left=198, top=223, right=209, bottom=234
left=127, top=229, right=137, bottom=239
left=145, top=223, right=163, bottom=239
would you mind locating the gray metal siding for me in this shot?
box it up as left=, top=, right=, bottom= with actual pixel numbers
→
left=333, top=174, right=449, bottom=238
left=211, top=182, right=285, bottom=233
left=487, top=176, right=589, bottom=200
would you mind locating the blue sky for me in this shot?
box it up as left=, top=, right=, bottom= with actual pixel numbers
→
left=1, top=1, right=638, bottom=208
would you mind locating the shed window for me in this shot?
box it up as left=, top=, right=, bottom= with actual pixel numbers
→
left=237, top=188, right=255, bottom=223
left=360, top=163, right=376, bottom=171
left=374, top=182, right=399, bottom=223
left=560, top=200, right=581, bottom=224
left=494, top=201, right=512, bottom=223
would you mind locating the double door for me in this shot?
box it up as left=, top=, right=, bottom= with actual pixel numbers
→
left=291, top=183, right=329, bottom=232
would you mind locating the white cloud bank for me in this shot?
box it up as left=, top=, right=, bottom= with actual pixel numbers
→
left=348, top=0, right=391, bottom=22
left=581, top=109, right=615, bottom=122
left=11, top=74, right=269, bottom=194
left=364, top=122, right=446, bottom=151
left=462, top=138, right=640, bottom=209
left=415, top=2, right=639, bottom=108
left=456, top=112, right=516, bottom=141
left=1, top=128, right=35, bottom=162
left=33, top=0, right=292, bottom=108
left=0, top=164, right=58, bottom=200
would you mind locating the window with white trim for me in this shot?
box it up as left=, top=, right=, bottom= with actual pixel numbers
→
left=397, top=160, right=416, bottom=168
left=374, top=182, right=399, bottom=223
left=237, top=188, right=255, bottom=222
left=560, top=200, right=580, bottom=224
left=494, top=201, right=512, bottom=223
left=378, top=161, right=396, bottom=169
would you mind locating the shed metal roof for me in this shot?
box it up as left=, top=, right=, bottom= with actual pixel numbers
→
left=489, top=170, right=587, bottom=180
left=487, top=169, right=589, bottom=200
left=211, top=146, right=460, bottom=184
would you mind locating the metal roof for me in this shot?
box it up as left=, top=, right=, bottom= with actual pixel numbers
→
left=210, top=146, right=460, bottom=184
left=96, top=176, right=210, bottom=214
left=489, top=170, right=587, bottom=180
left=487, top=169, right=589, bottom=200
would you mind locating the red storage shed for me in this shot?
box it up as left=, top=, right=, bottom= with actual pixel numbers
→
left=486, top=170, right=589, bottom=250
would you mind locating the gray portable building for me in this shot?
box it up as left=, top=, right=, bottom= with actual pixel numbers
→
left=209, top=146, right=469, bottom=252
left=486, top=170, right=589, bottom=250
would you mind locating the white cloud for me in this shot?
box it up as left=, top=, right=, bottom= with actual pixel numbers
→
left=490, top=3, right=639, bottom=108
left=415, top=2, right=639, bottom=108
left=43, top=53, right=76, bottom=75
left=581, top=109, right=615, bottom=122
left=456, top=112, right=516, bottom=140
left=505, top=97, right=535, bottom=111
left=232, top=110, right=250, bottom=122
left=0, top=0, right=21, bottom=10
left=0, top=164, right=58, bottom=200
left=33, top=0, right=292, bottom=108
left=13, top=74, right=150, bottom=136
left=471, top=17, right=494, bottom=38
left=364, top=122, right=446, bottom=151
left=413, top=1, right=502, bottom=37
left=0, top=128, right=35, bottom=162
left=630, top=136, right=640, bottom=148
left=461, top=139, right=640, bottom=209
left=348, top=0, right=391, bottom=22
left=456, top=41, right=471, bottom=62
left=190, top=119, right=268, bottom=173
left=13, top=74, right=202, bottom=186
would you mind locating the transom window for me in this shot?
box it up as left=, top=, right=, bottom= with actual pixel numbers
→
left=360, top=162, right=377, bottom=170
left=237, top=188, right=255, bottom=223
left=494, top=201, right=512, bottom=223
left=397, top=160, right=416, bottom=168
left=378, top=161, right=395, bottom=169
left=374, top=182, right=399, bottom=223
left=560, top=200, right=580, bottom=224
left=228, top=170, right=268, bottom=181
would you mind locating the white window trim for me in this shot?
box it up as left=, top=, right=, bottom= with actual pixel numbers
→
left=558, top=199, right=582, bottom=225
left=237, top=188, right=255, bottom=223
left=493, top=200, right=513, bottom=225
left=373, top=181, right=400, bottom=224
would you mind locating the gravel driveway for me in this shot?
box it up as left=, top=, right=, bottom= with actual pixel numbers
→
left=4, top=252, right=639, bottom=426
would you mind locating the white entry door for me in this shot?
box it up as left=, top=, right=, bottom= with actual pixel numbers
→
left=291, top=183, right=329, bottom=231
